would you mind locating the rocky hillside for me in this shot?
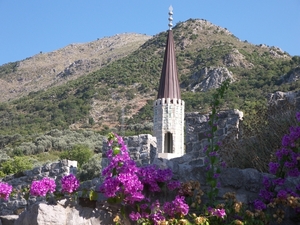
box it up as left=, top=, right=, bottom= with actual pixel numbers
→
left=0, top=18, right=299, bottom=136
left=0, top=33, right=151, bottom=102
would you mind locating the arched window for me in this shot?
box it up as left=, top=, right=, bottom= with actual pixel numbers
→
left=164, top=132, right=173, bottom=153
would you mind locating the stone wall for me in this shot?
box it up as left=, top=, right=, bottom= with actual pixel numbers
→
left=185, top=109, right=243, bottom=154
left=100, top=109, right=244, bottom=164
left=0, top=159, right=77, bottom=216
left=101, top=133, right=157, bottom=173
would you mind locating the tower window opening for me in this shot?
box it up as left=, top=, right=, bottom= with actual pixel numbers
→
left=164, top=132, right=173, bottom=153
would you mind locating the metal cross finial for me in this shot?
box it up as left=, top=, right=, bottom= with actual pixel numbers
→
left=168, top=5, right=173, bottom=30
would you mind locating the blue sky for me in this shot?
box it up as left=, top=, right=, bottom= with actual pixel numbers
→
left=1, top=0, right=299, bottom=66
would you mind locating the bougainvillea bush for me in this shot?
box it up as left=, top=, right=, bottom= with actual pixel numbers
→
left=100, top=132, right=191, bottom=224
left=0, top=174, right=79, bottom=203
left=252, top=112, right=300, bottom=224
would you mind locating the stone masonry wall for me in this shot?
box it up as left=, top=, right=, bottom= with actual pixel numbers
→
left=0, top=159, right=77, bottom=216
left=185, top=109, right=243, bottom=155
left=101, top=134, right=157, bottom=174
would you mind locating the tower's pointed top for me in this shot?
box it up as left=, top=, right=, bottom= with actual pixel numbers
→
left=168, top=5, right=173, bottom=30
left=157, top=6, right=181, bottom=100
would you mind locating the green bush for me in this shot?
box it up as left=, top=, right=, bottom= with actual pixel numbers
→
left=78, top=154, right=102, bottom=181
left=0, top=156, right=33, bottom=175
left=220, top=101, right=297, bottom=172
left=59, top=144, right=93, bottom=168
left=0, top=170, right=5, bottom=178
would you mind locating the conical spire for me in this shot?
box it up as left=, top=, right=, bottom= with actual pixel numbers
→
left=157, top=6, right=181, bottom=100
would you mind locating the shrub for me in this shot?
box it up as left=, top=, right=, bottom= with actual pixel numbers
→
left=78, top=154, right=102, bottom=181
left=0, top=156, right=33, bottom=175
left=0, top=171, right=6, bottom=178
left=221, top=101, right=297, bottom=172
left=59, top=144, right=93, bottom=168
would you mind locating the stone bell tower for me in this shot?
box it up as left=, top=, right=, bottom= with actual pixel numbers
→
left=153, top=6, right=185, bottom=159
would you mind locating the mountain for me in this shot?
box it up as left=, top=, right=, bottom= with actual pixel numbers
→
left=0, top=18, right=299, bottom=136
left=0, top=33, right=151, bottom=102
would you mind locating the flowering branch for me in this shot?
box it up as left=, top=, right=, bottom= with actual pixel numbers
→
left=205, top=79, right=230, bottom=206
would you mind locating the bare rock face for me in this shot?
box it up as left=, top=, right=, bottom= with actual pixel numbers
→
left=188, top=67, right=235, bottom=92
left=285, top=67, right=300, bottom=83
left=267, top=89, right=300, bottom=113
left=269, top=46, right=289, bottom=58
left=267, top=91, right=297, bottom=104
left=223, top=49, right=253, bottom=68
left=56, top=59, right=97, bottom=79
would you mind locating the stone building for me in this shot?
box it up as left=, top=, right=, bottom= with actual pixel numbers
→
left=153, top=6, right=185, bottom=159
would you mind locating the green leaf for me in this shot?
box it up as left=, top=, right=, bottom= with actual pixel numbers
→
left=210, top=156, right=216, bottom=164
left=121, top=205, right=126, bottom=218
left=107, top=197, right=117, bottom=204
left=112, top=168, right=117, bottom=176
left=212, top=126, right=217, bottom=132
left=107, top=196, right=123, bottom=204
left=89, top=190, right=98, bottom=201
left=113, top=147, right=120, bottom=155
left=210, top=179, right=217, bottom=187
left=108, top=132, right=115, bottom=141
left=24, top=192, right=29, bottom=201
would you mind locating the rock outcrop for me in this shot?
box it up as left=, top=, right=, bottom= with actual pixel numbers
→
left=223, top=49, right=253, bottom=68
left=279, top=67, right=300, bottom=84
left=188, top=67, right=235, bottom=92
left=267, top=90, right=300, bottom=112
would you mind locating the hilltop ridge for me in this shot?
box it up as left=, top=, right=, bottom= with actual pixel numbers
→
left=0, top=33, right=151, bottom=102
